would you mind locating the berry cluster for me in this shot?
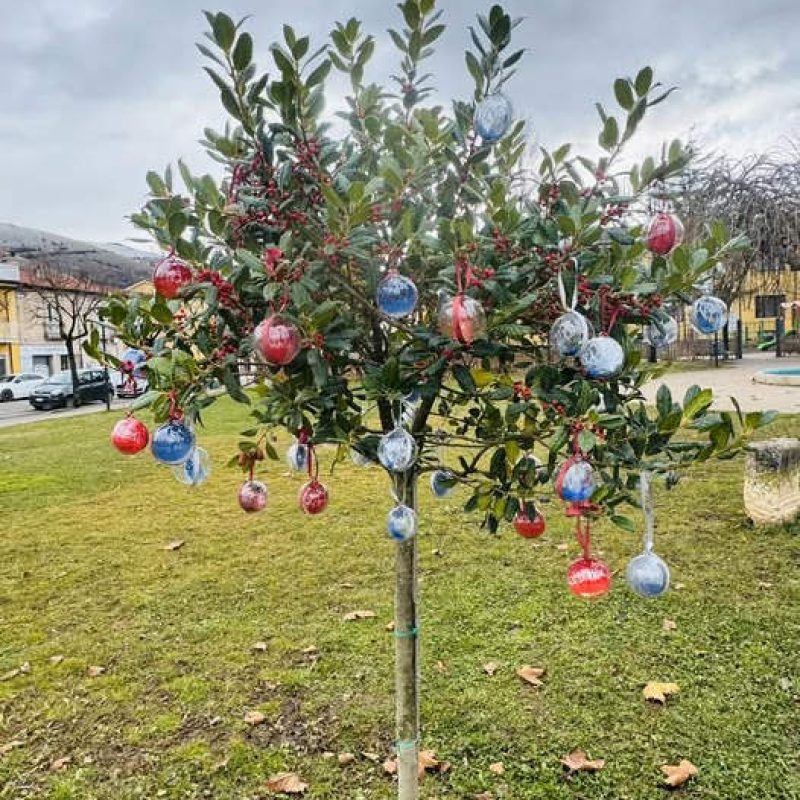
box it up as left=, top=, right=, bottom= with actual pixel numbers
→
left=512, top=381, right=532, bottom=400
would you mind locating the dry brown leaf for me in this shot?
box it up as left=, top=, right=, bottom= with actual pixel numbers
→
left=758, top=581, right=774, bottom=590
left=643, top=681, right=680, bottom=704
left=342, top=610, right=376, bottom=621
left=560, top=749, right=605, bottom=773
left=661, top=759, right=698, bottom=787
left=0, top=668, right=21, bottom=682
left=473, top=793, right=494, bottom=800
left=662, top=618, right=677, bottom=632
left=385, top=621, right=395, bottom=632
left=434, top=660, right=447, bottom=674
left=674, top=582, right=686, bottom=590
left=50, top=654, right=65, bottom=665
left=50, top=756, right=72, bottom=772
left=264, top=771, right=308, bottom=794
left=383, top=756, right=397, bottom=775
left=337, top=752, right=355, bottom=765
left=361, top=751, right=380, bottom=763
left=483, top=661, right=500, bottom=677
left=87, top=665, right=106, bottom=677
left=418, top=749, right=441, bottom=777
left=516, top=665, right=545, bottom=687
left=251, top=641, right=269, bottom=652
left=0, top=740, right=24, bottom=756
left=339, top=582, right=355, bottom=589
left=300, top=645, right=318, bottom=655
left=489, top=761, right=505, bottom=775
left=244, top=710, right=267, bottom=726
left=163, top=539, right=185, bottom=551
left=556, top=542, right=569, bottom=551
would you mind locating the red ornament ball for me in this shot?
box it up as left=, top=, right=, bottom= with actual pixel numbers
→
left=567, top=557, right=611, bottom=598
left=299, top=479, right=329, bottom=515
left=238, top=479, right=268, bottom=513
left=153, top=255, right=192, bottom=299
left=110, top=416, right=149, bottom=455
left=254, top=314, right=301, bottom=366
left=645, top=212, right=684, bottom=256
left=513, top=510, right=546, bottom=538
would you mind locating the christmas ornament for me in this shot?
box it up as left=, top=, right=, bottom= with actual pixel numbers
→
left=172, top=446, right=211, bottom=486
left=438, top=294, right=486, bottom=344
left=646, top=212, right=684, bottom=256
left=111, top=415, right=149, bottom=455
left=550, top=310, right=591, bottom=357
left=387, top=504, right=417, bottom=541
left=238, top=479, right=268, bottom=513
left=555, top=456, right=596, bottom=503
left=690, top=295, right=728, bottom=335
left=513, top=509, right=546, bottom=538
left=376, top=270, right=418, bottom=318
left=151, top=420, right=195, bottom=465
left=579, top=335, right=625, bottom=379
left=567, top=556, right=611, bottom=598
left=626, top=471, right=670, bottom=598
left=430, top=469, right=455, bottom=498
left=350, top=447, right=373, bottom=467
left=644, top=314, right=679, bottom=349
left=474, top=92, right=513, bottom=142
left=120, top=347, right=147, bottom=376
left=299, top=479, right=329, bottom=514
left=153, top=254, right=192, bottom=299
left=286, top=441, right=310, bottom=471
left=254, top=314, right=301, bottom=365
left=378, top=427, right=417, bottom=472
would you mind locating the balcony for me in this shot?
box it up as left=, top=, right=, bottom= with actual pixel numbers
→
left=43, top=321, right=62, bottom=340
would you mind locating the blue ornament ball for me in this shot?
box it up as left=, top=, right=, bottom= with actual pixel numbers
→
left=152, top=420, right=196, bottom=465
left=550, top=310, right=591, bottom=357
left=555, top=459, right=596, bottom=503
left=626, top=550, right=670, bottom=598
left=579, top=336, right=625, bottom=379
left=286, top=441, right=310, bottom=471
left=430, top=469, right=455, bottom=498
left=387, top=504, right=417, bottom=542
left=172, top=446, right=211, bottom=486
left=691, top=296, right=728, bottom=335
left=644, top=315, right=678, bottom=349
left=376, top=272, right=418, bottom=318
left=475, top=92, right=513, bottom=142
left=378, top=427, right=417, bottom=472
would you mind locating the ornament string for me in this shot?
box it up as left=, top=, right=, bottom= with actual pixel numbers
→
left=557, top=264, right=579, bottom=312
left=640, top=470, right=655, bottom=552
left=574, top=515, right=591, bottom=560
left=167, top=391, right=183, bottom=421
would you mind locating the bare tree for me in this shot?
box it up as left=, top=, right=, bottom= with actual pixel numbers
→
left=24, top=265, right=105, bottom=406
left=679, top=142, right=800, bottom=306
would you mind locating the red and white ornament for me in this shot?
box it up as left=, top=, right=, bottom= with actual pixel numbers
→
left=299, top=479, right=329, bottom=514
left=438, top=294, right=486, bottom=345
left=566, top=556, right=611, bottom=598
left=153, top=254, right=192, bottom=299
left=645, top=212, right=684, bottom=256
left=254, top=314, right=301, bottom=365
left=238, top=479, right=268, bottom=513
left=513, top=510, right=546, bottom=538
left=110, top=415, right=149, bottom=455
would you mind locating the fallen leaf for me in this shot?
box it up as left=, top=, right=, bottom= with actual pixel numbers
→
left=82, top=755, right=94, bottom=765
left=662, top=618, right=677, bottom=632
left=0, top=740, right=24, bottom=756
left=382, top=750, right=448, bottom=778
left=87, top=665, right=106, bottom=677
left=661, top=759, right=698, bottom=787
left=0, top=668, right=21, bottom=682
left=385, top=621, right=395, bottom=632
left=163, top=539, right=185, bottom=551
left=251, top=641, right=269, bottom=652
left=50, top=756, right=72, bottom=772
left=301, top=645, right=318, bottom=655
left=321, top=751, right=335, bottom=759
left=483, top=661, right=501, bottom=677
left=643, top=681, right=680, bottom=704
left=264, top=771, right=308, bottom=794
left=383, top=756, right=397, bottom=775
left=780, top=677, right=792, bottom=691
left=339, top=582, right=355, bottom=589
left=435, top=660, right=447, bottom=674
left=560, top=749, right=605, bottom=773
left=473, top=794, right=494, bottom=800
left=516, top=665, right=545, bottom=687
left=489, top=761, right=505, bottom=775
left=343, top=610, right=376, bottom=621
left=673, top=582, right=686, bottom=590
left=50, top=655, right=65, bottom=664
left=20, top=661, right=30, bottom=674
left=244, top=710, right=267, bottom=726
left=361, top=751, right=380, bottom=763
left=556, top=543, right=569, bottom=551
left=758, top=581, right=774, bottom=590
left=338, top=752, right=355, bottom=765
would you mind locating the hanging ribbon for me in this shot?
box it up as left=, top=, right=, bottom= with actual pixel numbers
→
left=574, top=515, right=591, bottom=560
left=640, top=469, right=655, bottom=552
left=167, top=391, right=183, bottom=421
left=557, top=260, right=579, bottom=312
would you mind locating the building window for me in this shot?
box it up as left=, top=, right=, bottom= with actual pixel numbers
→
left=60, top=355, right=69, bottom=371
left=755, top=294, right=785, bottom=318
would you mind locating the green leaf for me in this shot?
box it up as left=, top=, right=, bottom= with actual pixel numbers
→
left=656, top=384, right=672, bottom=419
left=211, top=13, right=236, bottom=52
left=634, top=66, right=653, bottom=96
left=232, top=32, right=253, bottom=70
left=611, top=514, right=636, bottom=533
left=683, top=387, right=713, bottom=419
left=453, top=364, right=476, bottom=394
left=613, top=78, right=634, bottom=110
left=306, top=59, right=332, bottom=88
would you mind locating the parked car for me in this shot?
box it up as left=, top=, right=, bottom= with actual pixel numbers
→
left=29, top=369, right=113, bottom=410
left=0, top=373, right=45, bottom=401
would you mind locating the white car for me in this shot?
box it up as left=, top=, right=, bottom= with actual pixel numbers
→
left=0, top=373, right=45, bottom=401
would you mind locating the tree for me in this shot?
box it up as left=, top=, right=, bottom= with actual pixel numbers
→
left=679, top=143, right=800, bottom=307
left=93, top=5, right=773, bottom=797
left=27, top=264, right=103, bottom=404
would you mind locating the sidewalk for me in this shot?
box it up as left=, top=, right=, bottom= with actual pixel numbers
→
left=641, top=353, right=800, bottom=413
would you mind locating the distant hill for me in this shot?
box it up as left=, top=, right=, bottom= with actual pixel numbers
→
left=0, top=222, right=156, bottom=289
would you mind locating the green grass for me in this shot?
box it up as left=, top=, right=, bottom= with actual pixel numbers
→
left=1, top=402, right=799, bottom=799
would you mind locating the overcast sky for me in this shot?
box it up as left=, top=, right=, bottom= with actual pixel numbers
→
left=1, top=0, right=798, bottom=245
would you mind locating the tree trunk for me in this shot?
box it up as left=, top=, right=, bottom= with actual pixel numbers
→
left=393, top=470, right=420, bottom=800
left=64, top=336, right=81, bottom=408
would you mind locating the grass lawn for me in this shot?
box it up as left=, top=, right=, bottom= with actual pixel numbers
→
left=1, top=401, right=799, bottom=799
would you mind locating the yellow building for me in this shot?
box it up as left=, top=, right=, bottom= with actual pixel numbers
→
left=732, top=266, right=800, bottom=342
left=0, top=263, right=22, bottom=374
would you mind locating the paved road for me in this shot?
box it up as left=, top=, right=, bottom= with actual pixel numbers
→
left=0, top=398, right=126, bottom=429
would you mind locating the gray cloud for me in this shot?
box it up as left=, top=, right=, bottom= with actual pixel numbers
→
left=0, top=0, right=797, bottom=243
